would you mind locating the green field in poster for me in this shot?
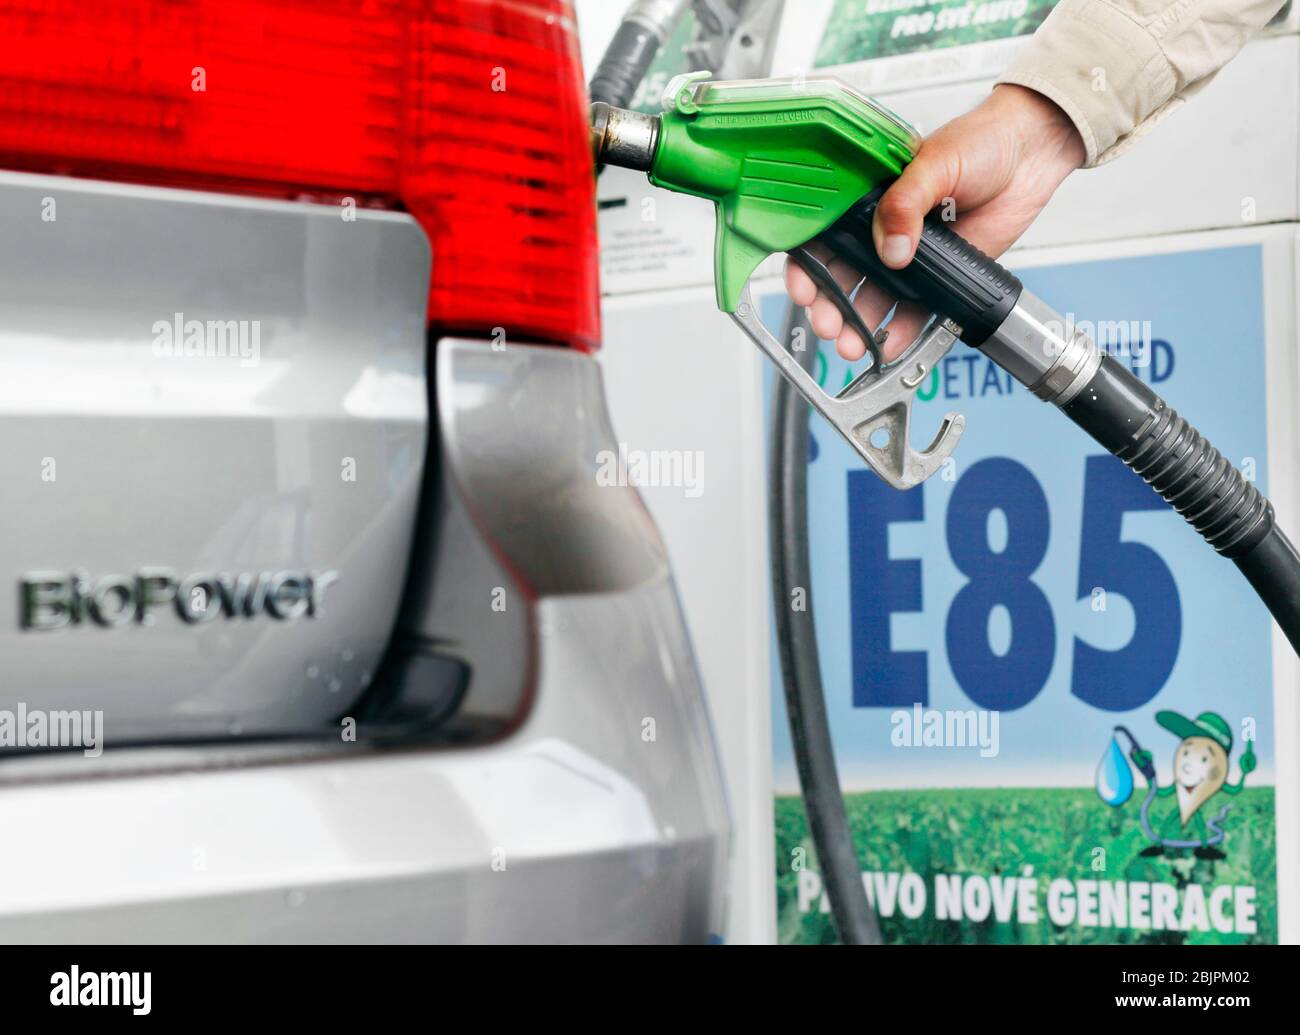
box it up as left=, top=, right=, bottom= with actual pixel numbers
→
left=775, top=788, right=1276, bottom=944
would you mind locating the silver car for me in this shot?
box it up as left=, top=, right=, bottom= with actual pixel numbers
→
left=0, top=0, right=728, bottom=943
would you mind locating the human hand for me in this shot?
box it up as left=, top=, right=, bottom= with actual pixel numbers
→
left=784, top=83, right=1086, bottom=362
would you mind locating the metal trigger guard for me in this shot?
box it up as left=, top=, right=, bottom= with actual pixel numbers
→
left=731, top=278, right=966, bottom=489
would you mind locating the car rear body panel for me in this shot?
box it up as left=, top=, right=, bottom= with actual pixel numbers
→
left=0, top=325, right=730, bottom=941
left=0, top=572, right=727, bottom=942
left=0, top=171, right=430, bottom=742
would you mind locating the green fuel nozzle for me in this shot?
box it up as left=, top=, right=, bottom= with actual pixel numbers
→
left=592, top=73, right=1092, bottom=490
left=594, top=72, right=918, bottom=313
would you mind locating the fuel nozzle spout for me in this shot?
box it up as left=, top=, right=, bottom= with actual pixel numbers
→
left=591, top=102, right=660, bottom=173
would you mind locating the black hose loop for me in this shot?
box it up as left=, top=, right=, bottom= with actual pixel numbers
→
left=769, top=303, right=881, bottom=945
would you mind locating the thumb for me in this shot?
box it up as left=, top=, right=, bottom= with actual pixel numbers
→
left=871, top=145, right=959, bottom=269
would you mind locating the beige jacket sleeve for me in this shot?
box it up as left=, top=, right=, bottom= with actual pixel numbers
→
left=997, top=0, right=1287, bottom=166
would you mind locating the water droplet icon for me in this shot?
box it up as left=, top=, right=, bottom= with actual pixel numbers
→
left=1095, top=736, right=1134, bottom=807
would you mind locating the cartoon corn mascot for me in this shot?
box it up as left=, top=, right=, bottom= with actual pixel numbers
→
left=1117, top=711, right=1256, bottom=859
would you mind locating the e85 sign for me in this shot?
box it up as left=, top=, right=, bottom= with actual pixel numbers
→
left=848, top=452, right=1183, bottom=713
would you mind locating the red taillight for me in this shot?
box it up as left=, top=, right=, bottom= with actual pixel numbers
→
left=0, top=0, right=600, bottom=350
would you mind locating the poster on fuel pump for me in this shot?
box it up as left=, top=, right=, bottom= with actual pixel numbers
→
left=773, top=1, right=1297, bottom=95
left=764, top=238, right=1285, bottom=944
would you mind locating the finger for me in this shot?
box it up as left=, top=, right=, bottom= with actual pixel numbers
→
left=804, top=249, right=865, bottom=343
left=933, top=202, right=1021, bottom=262
left=808, top=293, right=844, bottom=342
left=836, top=322, right=868, bottom=363
left=783, top=255, right=818, bottom=307
left=871, top=144, right=960, bottom=269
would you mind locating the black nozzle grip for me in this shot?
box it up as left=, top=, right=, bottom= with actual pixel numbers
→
left=814, top=187, right=1023, bottom=347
